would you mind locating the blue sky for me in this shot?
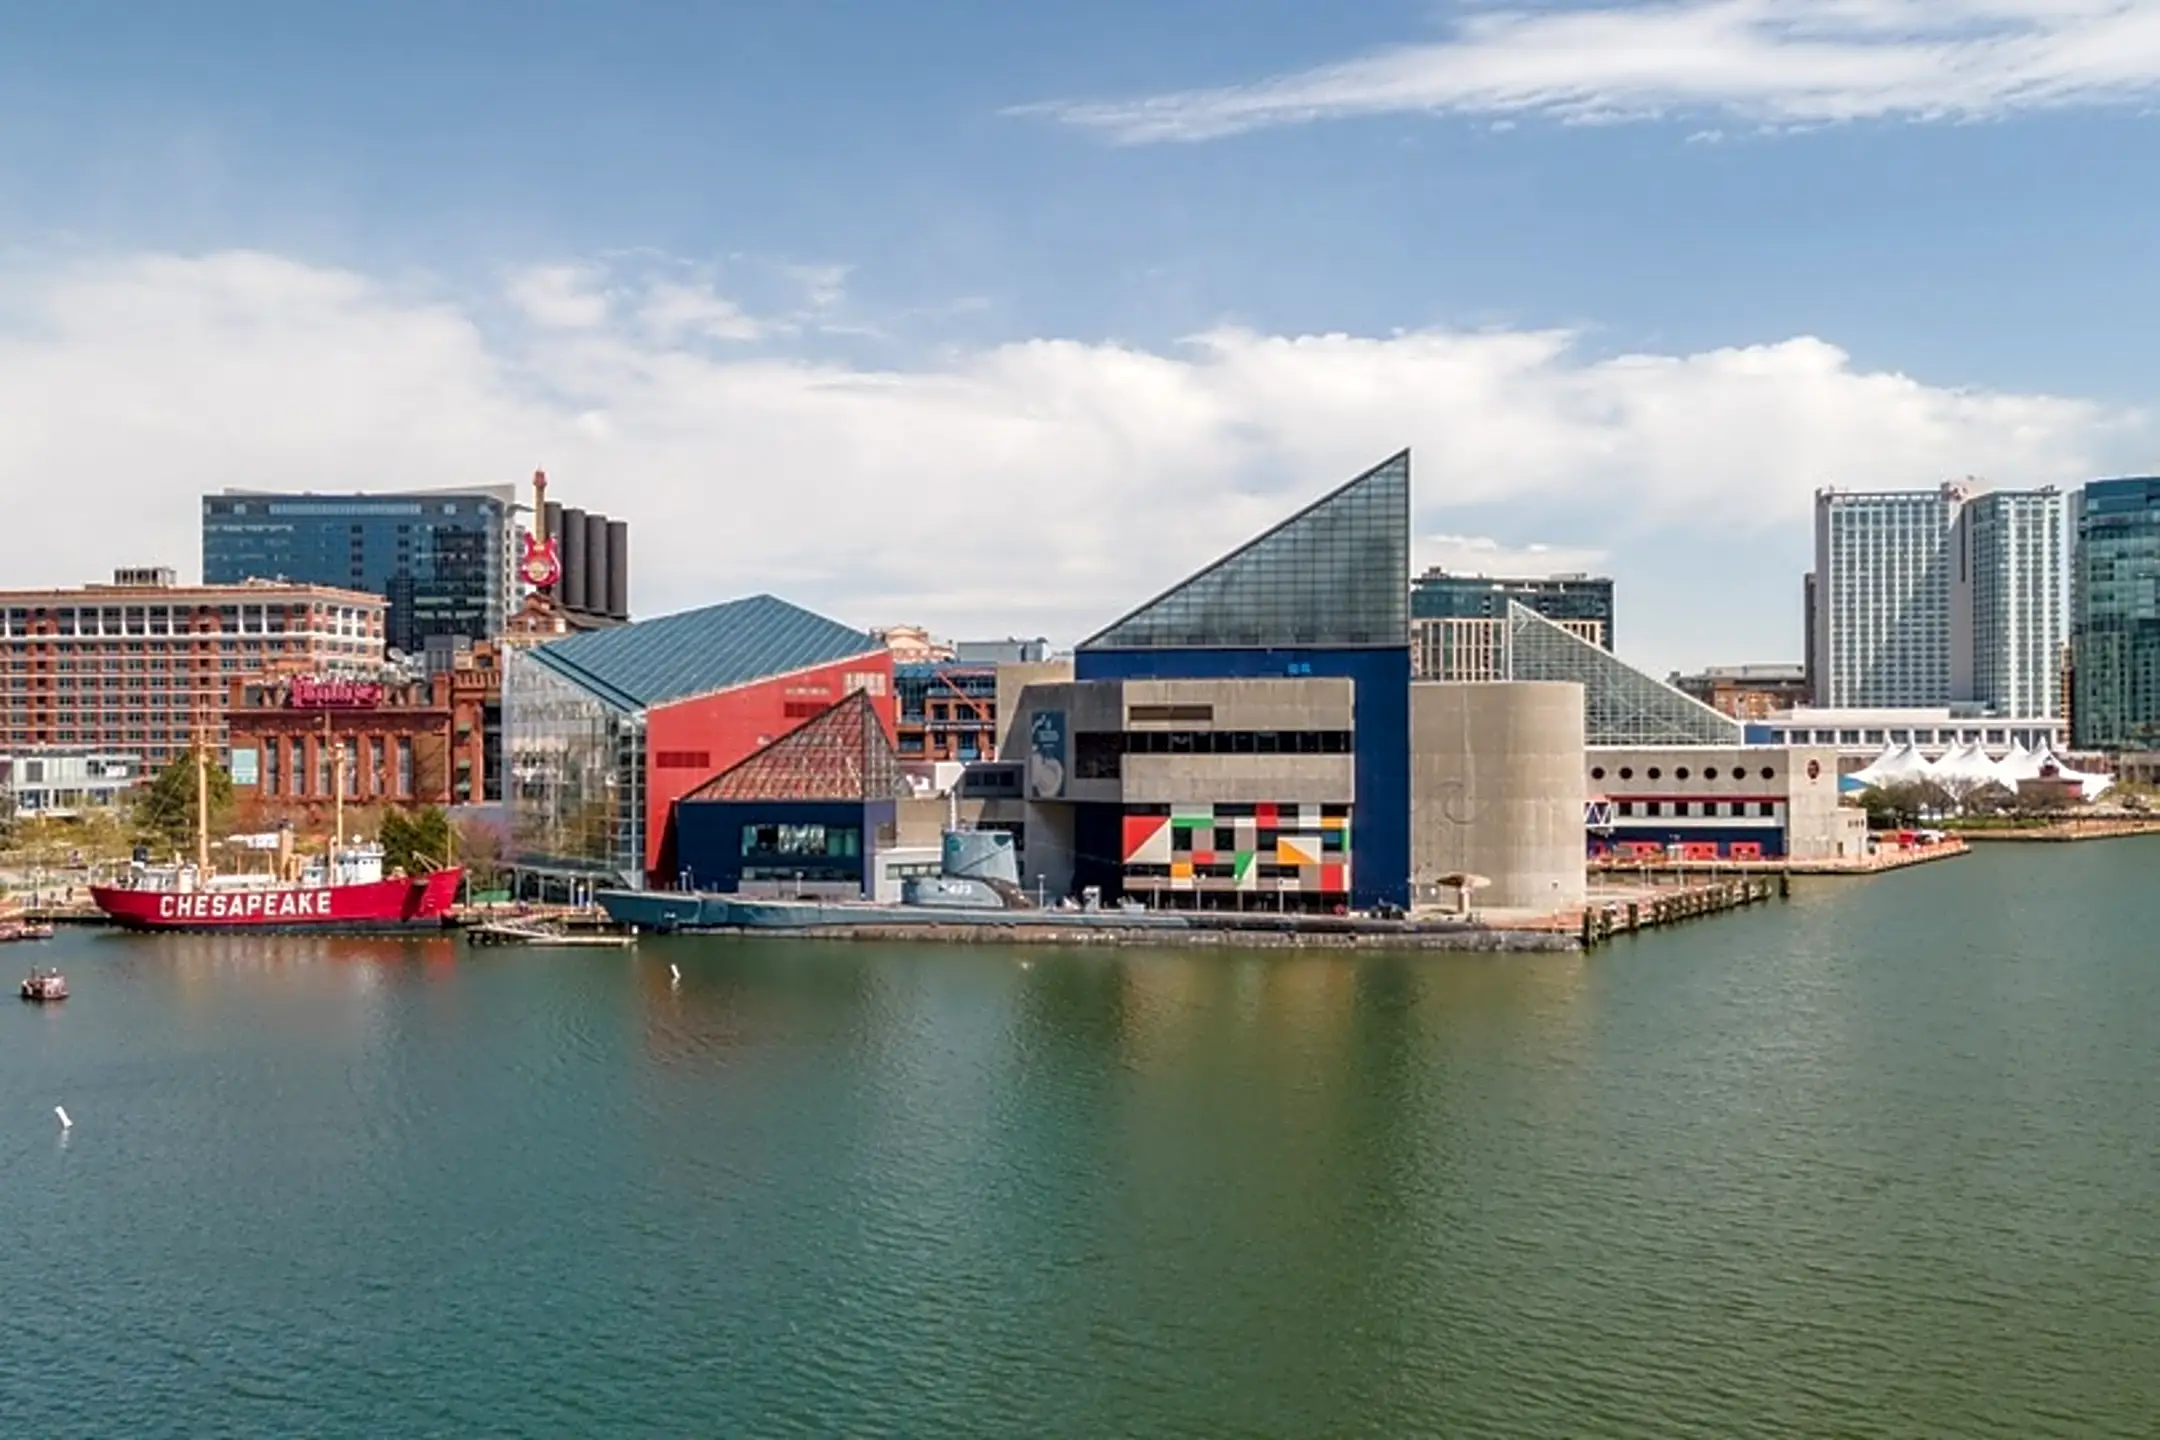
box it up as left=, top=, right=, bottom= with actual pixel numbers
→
left=4, top=1, right=2156, bottom=672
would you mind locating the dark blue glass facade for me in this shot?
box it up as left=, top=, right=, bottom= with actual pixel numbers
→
left=1411, top=570, right=1615, bottom=648
left=2072, top=477, right=2160, bottom=750
left=671, top=799, right=896, bottom=894
left=202, top=489, right=512, bottom=655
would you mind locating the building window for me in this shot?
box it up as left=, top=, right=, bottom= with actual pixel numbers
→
left=654, top=750, right=713, bottom=770
left=264, top=739, right=280, bottom=796
left=370, top=736, right=387, bottom=796
left=317, top=742, right=332, bottom=796
left=397, top=736, right=413, bottom=796
left=740, top=823, right=861, bottom=858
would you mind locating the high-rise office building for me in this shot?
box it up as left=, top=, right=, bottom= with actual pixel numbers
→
left=2070, top=477, right=2160, bottom=750
left=1958, top=489, right=2065, bottom=722
left=1814, top=482, right=2063, bottom=717
left=1813, top=483, right=1967, bottom=708
left=1409, top=569, right=1613, bottom=682
left=203, top=486, right=515, bottom=656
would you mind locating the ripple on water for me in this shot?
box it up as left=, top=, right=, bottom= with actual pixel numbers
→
left=6, top=854, right=2160, bottom=1437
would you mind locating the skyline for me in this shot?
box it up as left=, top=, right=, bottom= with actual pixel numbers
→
left=7, top=2, right=2160, bottom=674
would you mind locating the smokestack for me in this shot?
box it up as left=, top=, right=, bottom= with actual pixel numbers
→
left=561, top=507, right=586, bottom=615
left=606, top=520, right=629, bottom=619
left=585, top=512, right=609, bottom=616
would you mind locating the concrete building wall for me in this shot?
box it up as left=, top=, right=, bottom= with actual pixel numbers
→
left=1119, top=754, right=1353, bottom=805
left=1410, top=682, right=1586, bottom=912
left=995, top=660, right=1076, bottom=758
left=1118, top=677, right=1354, bottom=731
left=1587, top=743, right=1862, bottom=862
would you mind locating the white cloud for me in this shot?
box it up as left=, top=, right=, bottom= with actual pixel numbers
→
left=782, top=262, right=852, bottom=311
left=1018, top=0, right=2160, bottom=142
left=638, top=279, right=765, bottom=342
left=505, top=263, right=609, bottom=328
left=1418, top=535, right=1610, bottom=577
left=0, top=251, right=2135, bottom=659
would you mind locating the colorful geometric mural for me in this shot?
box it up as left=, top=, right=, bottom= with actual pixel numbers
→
left=1120, top=802, right=1350, bottom=898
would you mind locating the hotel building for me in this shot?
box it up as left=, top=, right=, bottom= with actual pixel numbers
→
left=0, top=569, right=386, bottom=771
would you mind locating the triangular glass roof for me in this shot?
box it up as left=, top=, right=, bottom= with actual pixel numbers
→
left=684, top=691, right=911, bottom=802
left=1504, top=602, right=1744, bottom=746
left=1080, top=450, right=1411, bottom=650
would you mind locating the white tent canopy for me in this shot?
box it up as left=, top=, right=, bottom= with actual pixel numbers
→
left=1927, top=740, right=2006, bottom=790
left=2030, top=741, right=2113, bottom=800
left=1847, top=737, right=2113, bottom=801
left=1851, top=742, right=1934, bottom=788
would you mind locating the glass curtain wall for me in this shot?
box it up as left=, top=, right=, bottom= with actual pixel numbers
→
left=505, top=647, right=648, bottom=887
left=1505, top=602, right=1743, bottom=746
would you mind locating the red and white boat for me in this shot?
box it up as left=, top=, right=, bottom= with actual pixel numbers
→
left=91, top=846, right=462, bottom=932
left=89, top=730, right=461, bottom=933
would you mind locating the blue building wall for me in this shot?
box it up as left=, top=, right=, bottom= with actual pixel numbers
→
left=672, top=799, right=896, bottom=895
left=1073, top=646, right=1412, bottom=910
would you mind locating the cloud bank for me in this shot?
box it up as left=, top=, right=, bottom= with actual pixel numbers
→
left=0, top=251, right=2129, bottom=655
left=1021, top=0, right=2160, bottom=142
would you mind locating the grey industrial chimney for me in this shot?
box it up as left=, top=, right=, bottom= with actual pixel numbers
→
left=560, top=507, right=587, bottom=614
left=605, top=520, right=629, bottom=619
left=584, top=512, right=609, bottom=615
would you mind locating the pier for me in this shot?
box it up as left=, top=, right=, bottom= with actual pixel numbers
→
left=1574, top=875, right=1782, bottom=949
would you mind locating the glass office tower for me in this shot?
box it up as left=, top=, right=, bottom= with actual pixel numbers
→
left=2071, top=477, right=2160, bottom=750
left=202, top=486, right=515, bottom=655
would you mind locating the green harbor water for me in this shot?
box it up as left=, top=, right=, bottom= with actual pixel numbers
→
left=5, top=841, right=2159, bottom=1437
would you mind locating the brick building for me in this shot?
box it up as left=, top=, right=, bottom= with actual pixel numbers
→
left=225, top=647, right=501, bottom=828
left=0, top=569, right=385, bottom=772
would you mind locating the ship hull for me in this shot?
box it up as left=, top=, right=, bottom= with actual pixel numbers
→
left=90, top=871, right=464, bottom=932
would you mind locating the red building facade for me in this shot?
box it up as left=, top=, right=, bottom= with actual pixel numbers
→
left=506, top=595, right=896, bottom=894
left=645, top=659, right=895, bottom=880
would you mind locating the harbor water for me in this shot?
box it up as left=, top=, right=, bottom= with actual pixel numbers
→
left=4, top=840, right=2159, bottom=1436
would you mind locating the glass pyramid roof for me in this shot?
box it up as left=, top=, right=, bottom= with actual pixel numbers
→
left=684, top=692, right=912, bottom=802
left=1080, top=450, right=1411, bottom=650
left=1504, top=602, right=1743, bottom=746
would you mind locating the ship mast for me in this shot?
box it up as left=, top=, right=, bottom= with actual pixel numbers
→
left=327, top=712, right=345, bottom=865
left=194, top=729, right=210, bottom=877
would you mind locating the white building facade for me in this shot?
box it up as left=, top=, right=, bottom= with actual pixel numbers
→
left=1959, top=489, right=2065, bottom=721
left=1812, top=482, right=2064, bottom=718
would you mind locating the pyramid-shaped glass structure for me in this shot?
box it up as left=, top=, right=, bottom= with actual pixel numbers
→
left=1080, top=451, right=1411, bottom=650
left=1504, top=602, right=1743, bottom=745
left=685, top=692, right=912, bottom=802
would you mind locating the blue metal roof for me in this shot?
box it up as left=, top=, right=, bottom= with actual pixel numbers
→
left=529, top=594, right=879, bottom=710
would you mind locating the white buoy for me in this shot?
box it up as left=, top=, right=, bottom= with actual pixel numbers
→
left=669, top=963, right=682, bottom=984
left=55, top=1106, right=72, bottom=1130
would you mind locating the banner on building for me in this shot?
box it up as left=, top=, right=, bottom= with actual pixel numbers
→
left=231, top=748, right=259, bottom=787
left=1027, top=710, right=1067, bottom=799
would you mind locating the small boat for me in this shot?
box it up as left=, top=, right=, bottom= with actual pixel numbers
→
left=20, top=967, right=67, bottom=1002
left=0, top=918, right=55, bottom=943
